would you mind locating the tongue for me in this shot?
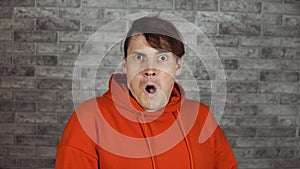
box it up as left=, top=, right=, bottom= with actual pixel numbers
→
left=149, top=87, right=155, bottom=93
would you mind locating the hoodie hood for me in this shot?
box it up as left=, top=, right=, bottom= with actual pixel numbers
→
left=103, top=73, right=186, bottom=122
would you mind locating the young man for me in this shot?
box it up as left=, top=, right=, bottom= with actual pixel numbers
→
left=55, top=16, right=238, bottom=169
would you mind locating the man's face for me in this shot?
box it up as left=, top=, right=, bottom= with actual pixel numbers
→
left=122, top=34, right=182, bottom=112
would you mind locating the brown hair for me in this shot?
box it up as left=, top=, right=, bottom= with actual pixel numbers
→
left=123, top=16, right=185, bottom=59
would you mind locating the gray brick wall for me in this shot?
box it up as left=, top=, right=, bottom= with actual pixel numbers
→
left=0, top=0, right=299, bottom=168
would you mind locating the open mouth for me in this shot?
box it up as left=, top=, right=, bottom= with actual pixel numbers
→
left=145, top=85, right=156, bottom=94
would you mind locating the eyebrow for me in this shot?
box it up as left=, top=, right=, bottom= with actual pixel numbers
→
left=130, top=49, right=171, bottom=56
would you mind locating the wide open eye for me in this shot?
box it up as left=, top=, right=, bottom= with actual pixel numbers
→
left=134, top=54, right=143, bottom=61
left=158, top=55, right=168, bottom=61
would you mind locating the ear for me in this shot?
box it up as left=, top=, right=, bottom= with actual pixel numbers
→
left=175, top=58, right=182, bottom=76
left=121, top=58, right=127, bottom=74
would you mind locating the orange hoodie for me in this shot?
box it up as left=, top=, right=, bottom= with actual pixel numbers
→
left=55, top=74, right=238, bottom=169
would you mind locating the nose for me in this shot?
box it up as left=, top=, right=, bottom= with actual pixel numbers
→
left=144, top=69, right=157, bottom=78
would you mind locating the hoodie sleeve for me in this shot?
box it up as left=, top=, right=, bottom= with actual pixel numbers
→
left=213, top=125, right=238, bottom=169
left=55, top=113, right=100, bottom=169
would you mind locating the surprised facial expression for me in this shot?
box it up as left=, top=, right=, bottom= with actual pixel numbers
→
left=122, top=34, right=182, bottom=112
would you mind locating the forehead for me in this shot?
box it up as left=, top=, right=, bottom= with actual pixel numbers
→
left=127, top=34, right=171, bottom=54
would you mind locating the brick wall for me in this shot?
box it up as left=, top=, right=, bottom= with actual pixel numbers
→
left=0, top=0, right=299, bottom=168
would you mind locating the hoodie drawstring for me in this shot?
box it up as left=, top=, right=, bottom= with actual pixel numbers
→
left=138, top=113, right=157, bottom=169
left=172, top=110, right=194, bottom=169
left=137, top=110, right=194, bottom=169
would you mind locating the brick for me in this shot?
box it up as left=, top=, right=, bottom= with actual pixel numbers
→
left=218, top=82, right=258, bottom=93
left=236, top=116, right=276, bottom=127
left=37, top=79, right=79, bottom=90
left=235, top=137, right=277, bottom=148
left=256, top=127, right=296, bottom=137
left=261, top=47, right=298, bottom=59
left=222, top=70, right=258, bottom=81
left=153, top=0, right=173, bottom=9
left=279, top=94, right=300, bottom=104
left=16, top=112, right=57, bottom=123
left=36, top=102, right=73, bottom=113
left=0, top=112, right=14, bottom=122
left=0, top=158, right=16, bottom=168
left=169, top=10, right=196, bottom=22
left=14, top=0, right=35, bottom=6
left=14, top=90, right=57, bottom=101
left=260, top=71, right=299, bottom=82
left=238, top=94, right=278, bottom=104
left=222, top=59, right=238, bottom=69
left=262, top=25, right=300, bottom=37
left=0, top=0, right=12, bottom=6
left=196, top=22, right=218, bottom=34
left=198, top=35, right=238, bottom=47
left=16, top=158, right=55, bottom=168
left=278, top=116, right=297, bottom=126
left=0, top=7, right=12, bottom=18
left=258, top=104, right=299, bottom=115
left=103, top=8, right=128, bottom=22
left=219, top=23, right=260, bottom=35
left=274, top=158, right=299, bottom=168
left=241, top=36, right=281, bottom=47
left=240, top=13, right=282, bottom=25
left=239, top=59, right=278, bottom=70
left=0, top=78, right=35, bottom=89
left=0, top=124, right=35, bottom=134
left=283, top=15, right=300, bottom=26
left=0, top=42, right=34, bottom=54
left=223, top=127, right=255, bottom=137
left=260, top=82, right=299, bottom=94
left=233, top=148, right=253, bottom=158
left=219, top=115, right=236, bottom=126
left=102, top=54, right=123, bottom=67
left=59, top=8, right=103, bottom=19
left=36, top=124, right=64, bottom=135
left=0, top=54, right=11, bottom=64
left=0, top=146, right=36, bottom=156
left=196, top=0, right=218, bottom=11
left=58, top=31, right=93, bottom=42
left=56, top=54, right=77, bottom=66
left=129, top=0, right=155, bottom=9
left=263, top=2, right=300, bottom=14
left=14, top=31, right=57, bottom=42
left=0, top=18, right=34, bottom=30
left=238, top=159, right=274, bottom=168
left=0, top=65, right=34, bottom=76
left=57, top=113, right=72, bottom=124
left=0, top=90, right=12, bottom=100
left=224, top=105, right=257, bottom=115
left=16, top=135, right=58, bottom=146
left=0, top=134, right=14, bottom=145
left=0, top=30, right=11, bottom=41
left=36, top=18, right=80, bottom=31
left=196, top=11, right=240, bottom=23
left=218, top=47, right=259, bottom=58
left=37, top=0, right=80, bottom=7
left=0, top=100, right=10, bottom=110
left=13, top=55, right=57, bottom=66
left=175, top=0, right=195, bottom=10
left=82, top=0, right=102, bottom=7
left=278, top=60, right=300, bottom=70
left=14, top=7, right=58, bottom=18
left=36, top=146, right=57, bottom=157
left=221, top=0, right=261, bottom=13
left=57, top=91, right=72, bottom=101
left=255, top=147, right=295, bottom=158
left=36, top=43, right=79, bottom=54
left=35, top=66, right=74, bottom=78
